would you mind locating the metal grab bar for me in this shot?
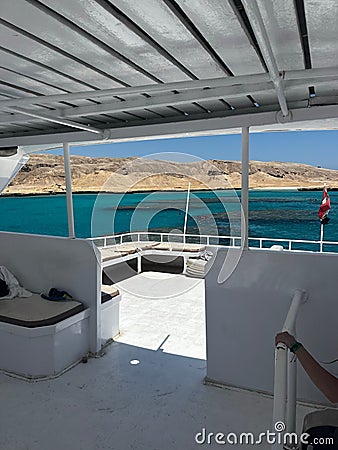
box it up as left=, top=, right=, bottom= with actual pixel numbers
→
left=272, top=289, right=307, bottom=449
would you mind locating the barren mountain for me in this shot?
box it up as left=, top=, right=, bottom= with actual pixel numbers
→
left=3, top=153, right=338, bottom=195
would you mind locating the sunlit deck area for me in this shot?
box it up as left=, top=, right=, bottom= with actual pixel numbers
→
left=116, top=272, right=206, bottom=360
left=0, top=272, right=318, bottom=450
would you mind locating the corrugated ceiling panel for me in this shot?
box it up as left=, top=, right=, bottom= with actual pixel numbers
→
left=0, top=50, right=97, bottom=93
left=0, top=68, right=68, bottom=96
left=0, top=95, right=14, bottom=101
left=112, top=0, right=228, bottom=79
left=39, top=0, right=190, bottom=84
left=175, top=0, right=265, bottom=75
left=1, top=0, right=155, bottom=86
left=0, top=25, right=121, bottom=90
left=256, top=0, right=304, bottom=70
left=0, top=83, right=38, bottom=98
left=305, top=0, right=338, bottom=68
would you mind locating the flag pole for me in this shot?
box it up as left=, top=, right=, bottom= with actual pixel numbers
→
left=319, top=182, right=326, bottom=252
left=320, top=221, right=324, bottom=253
left=183, top=182, right=191, bottom=241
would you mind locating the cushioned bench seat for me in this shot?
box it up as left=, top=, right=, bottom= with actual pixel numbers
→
left=113, top=241, right=160, bottom=253
left=0, top=294, right=84, bottom=328
left=101, top=285, right=120, bottom=304
left=100, top=242, right=161, bottom=263
left=100, top=247, right=129, bottom=262
left=102, top=285, right=120, bottom=298
left=153, top=243, right=206, bottom=252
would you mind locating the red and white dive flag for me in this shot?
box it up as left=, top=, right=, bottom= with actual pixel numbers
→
left=318, top=185, right=330, bottom=223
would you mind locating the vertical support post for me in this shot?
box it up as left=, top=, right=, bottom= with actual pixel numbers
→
left=241, top=127, right=249, bottom=249
left=137, top=255, right=142, bottom=274
left=183, top=182, right=191, bottom=236
left=63, top=142, right=75, bottom=239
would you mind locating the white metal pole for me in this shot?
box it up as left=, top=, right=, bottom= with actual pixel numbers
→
left=320, top=223, right=324, bottom=252
left=183, top=182, right=191, bottom=236
left=282, top=290, right=304, bottom=333
left=272, top=290, right=305, bottom=449
left=319, top=182, right=326, bottom=252
left=272, top=345, right=288, bottom=449
left=241, top=127, right=249, bottom=249
left=287, top=356, right=297, bottom=433
left=63, top=142, right=75, bottom=239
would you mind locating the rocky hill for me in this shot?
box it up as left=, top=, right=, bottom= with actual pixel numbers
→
left=3, top=153, right=338, bottom=195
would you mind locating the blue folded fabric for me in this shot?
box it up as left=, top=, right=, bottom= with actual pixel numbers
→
left=41, top=288, right=73, bottom=302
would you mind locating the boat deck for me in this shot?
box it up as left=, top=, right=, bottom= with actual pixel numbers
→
left=0, top=273, right=316, bottom=450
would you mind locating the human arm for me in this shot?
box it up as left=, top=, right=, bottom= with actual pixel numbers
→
left=275, top=332, right=338, bottom=404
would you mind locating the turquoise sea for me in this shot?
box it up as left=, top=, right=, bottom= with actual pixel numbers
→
left=0, top=190, right=336, bottom=251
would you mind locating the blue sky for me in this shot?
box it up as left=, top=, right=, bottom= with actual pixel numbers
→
left=50, top=129, right=338, bottom=169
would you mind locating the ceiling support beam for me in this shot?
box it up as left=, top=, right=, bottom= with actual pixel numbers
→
left=4, top=106, right=102, bottom=134
left=1, top=103, right=338, bottom=148
left=58, top=82, right=275, bottom=118
left=0, top=67, right=337, bottom=111
left=1, top=76, right=333, bottom=123
left=241, top=0, right=289, bottom=117
left=0, top=74, right=270, bottom=109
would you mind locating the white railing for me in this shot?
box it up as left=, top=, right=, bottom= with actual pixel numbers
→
left=87, top=231, right=338, bottom=253
left=272, top=290, right=307, bottom=449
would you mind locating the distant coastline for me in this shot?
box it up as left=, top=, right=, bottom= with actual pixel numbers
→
left=3, top=153, right=338, bottom=196
left=1, top=187, right=330, bottom=198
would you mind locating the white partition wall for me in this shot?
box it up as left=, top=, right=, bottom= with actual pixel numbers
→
left=0, top=232, right=101, bottom=355
left=205, top=248, right=338, bottom=405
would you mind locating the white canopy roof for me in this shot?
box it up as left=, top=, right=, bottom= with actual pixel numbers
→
left=0, top=0, right=338, bottom=148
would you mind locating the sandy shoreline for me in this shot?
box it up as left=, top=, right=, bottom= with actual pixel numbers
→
left=1, top=186, right=328, bottom=197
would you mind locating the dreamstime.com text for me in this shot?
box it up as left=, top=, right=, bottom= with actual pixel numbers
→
left=195, top=422, right=335, bottom=446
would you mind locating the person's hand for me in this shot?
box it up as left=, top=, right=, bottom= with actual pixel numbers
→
left=275, top=331, right=297, bottom=349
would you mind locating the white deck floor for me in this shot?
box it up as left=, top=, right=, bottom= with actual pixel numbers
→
left=0, top=272, right=316, bottom=450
